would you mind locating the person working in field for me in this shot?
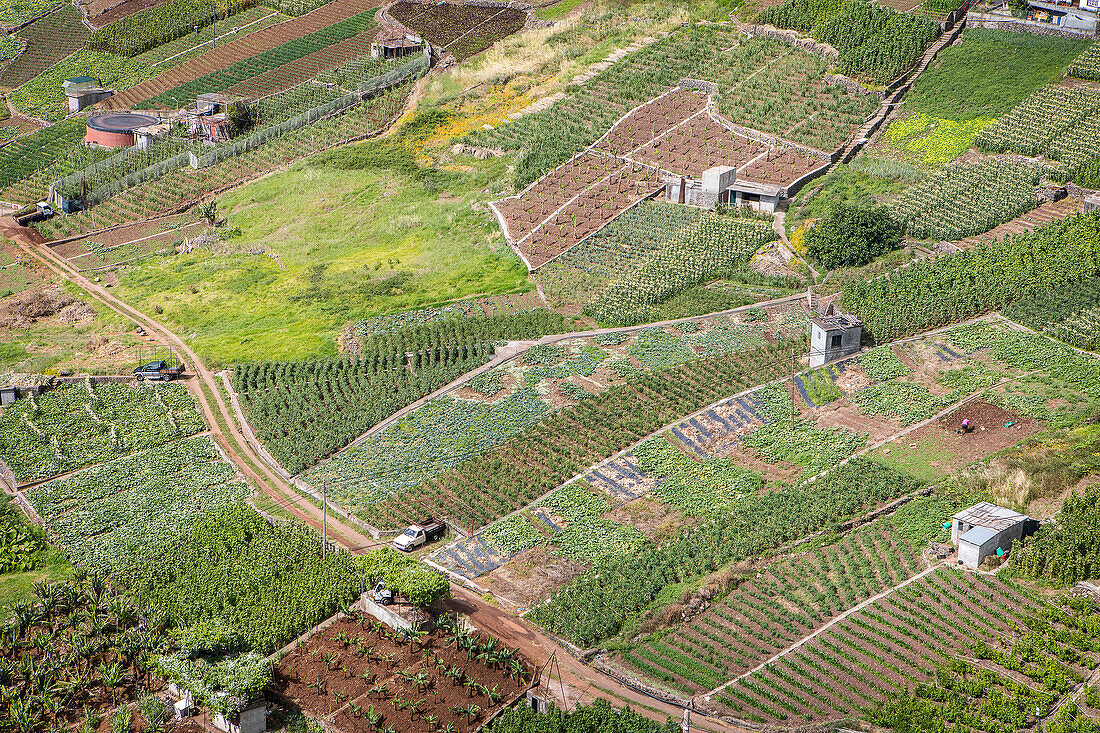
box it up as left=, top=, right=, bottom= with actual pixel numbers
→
left=959, top=418, right=972, bottom=434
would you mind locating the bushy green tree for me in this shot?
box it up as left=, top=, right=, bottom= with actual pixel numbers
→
left=805, top=203, right=905, bottom=270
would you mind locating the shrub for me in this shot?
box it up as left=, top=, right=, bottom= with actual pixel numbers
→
left=805, top=203, right=904, bottom=270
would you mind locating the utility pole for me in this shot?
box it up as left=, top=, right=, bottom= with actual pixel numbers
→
left=791, top=348, right=797, bottom=429
left=322, top=479, right=327, bottom=559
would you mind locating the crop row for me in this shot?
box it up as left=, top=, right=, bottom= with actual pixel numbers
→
left=890, top=158, right=1044, bottom=241
left=88, top=0, right=258, bottom=57
left=719, top=569, right=1087, bottom=726
left=391, top=1, right=526, bottom=60
left=1069, top=41, right=1100, bottom=81
left=977, top=84, right=1100, bottom=157
left=137, top=10, right=376, bottom=108
left=976, top=84, right=1100, bottom=176
left=235, top=309, right=564, bottom=473
left=303, top=308, right=803, bottom=528
left=10, top=49, right=157, bottom=122
left=368, top=337, right=803, bottom=531
left=1003, top=277, right=1100, bottom=352
left=24, top=436, right=249, bottom=576
left=0, top=380, right=205, bottom=482
left=0, top=4, right=88, bottom=88
left=0, top=0, right=62, bottom=28
left=463, top=24, right=747, bottom=187
left=530, top=458, right=923, bottom=646
left=841, top=213, right=1100, bottom=343
left=717, top=48, right=878, bottom=154
left=623, top=514, right=925, bottom=695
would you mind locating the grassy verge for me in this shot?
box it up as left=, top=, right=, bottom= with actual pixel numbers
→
left=114, top=150, right=529, bottom=367
left=788, top=163, right=911, bottom=228
left=0, top=545, right=73, bottom=610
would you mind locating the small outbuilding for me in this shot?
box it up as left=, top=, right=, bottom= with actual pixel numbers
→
left=807, top=296, right=862, bottom=367
left=951, top=502, right=1038, bottom=569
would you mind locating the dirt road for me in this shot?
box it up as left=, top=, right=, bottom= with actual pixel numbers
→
left=445, top=586, right=751, bottom=733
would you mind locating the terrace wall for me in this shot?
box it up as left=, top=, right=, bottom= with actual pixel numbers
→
left=739, top=23, right=839, bottom=60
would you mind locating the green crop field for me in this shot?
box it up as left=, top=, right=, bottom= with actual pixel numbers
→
left=876, top=28, right=1090, bottom=167
left=8, top=49, right=155, bottom=122
left=3, top=6, right=1100, bottom=731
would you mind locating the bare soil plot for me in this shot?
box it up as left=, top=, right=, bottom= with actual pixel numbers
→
left=275, top=613, right=532, bottom=733
left=595, top=89, right=708, bottom=157
left=50, top=216, right=201, bottom=270
left=481, top=545, right=590, bottom=608
left=494, top=152, right=663, bottom=269
left=875, top=400, right=1041, bottom=479
left=632, top=113, right=767, bottom=177
left=736, top=145, right=828, bottom=186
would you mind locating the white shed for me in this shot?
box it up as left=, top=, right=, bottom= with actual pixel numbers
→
left=951, top=502, right=1036, bottom=569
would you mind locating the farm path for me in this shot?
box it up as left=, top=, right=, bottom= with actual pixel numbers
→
left=445, top=585, right=751, bottom=733
left=0, top=214, right=385, bottom=553
left=700, top=562, right=939, bottom=701
left=308, top=294, right=806, bottom=470
left=828, top=15, right=966, bottom=172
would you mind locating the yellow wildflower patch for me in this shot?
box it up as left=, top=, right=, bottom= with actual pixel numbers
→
left=883, top=113, right=996, bottom=167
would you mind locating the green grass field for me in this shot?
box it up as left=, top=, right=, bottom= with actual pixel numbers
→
left=114, top=155, right=529, bottom=367
left=0, top=545, right=72, bottom=611
left=877, top=28, right=1091, bottom=166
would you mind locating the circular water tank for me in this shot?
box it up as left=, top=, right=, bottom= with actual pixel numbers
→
left=85, top=112, right=159, bottom=148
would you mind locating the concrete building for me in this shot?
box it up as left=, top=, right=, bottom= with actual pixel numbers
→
left=807, top=297, right=862, bottom=366
left=951, top=502, right=1037, bottom=569
left=63, top=76, right=114, bottom=112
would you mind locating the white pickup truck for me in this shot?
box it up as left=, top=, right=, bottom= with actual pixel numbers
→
left=392, top=519, right=445, bottom=551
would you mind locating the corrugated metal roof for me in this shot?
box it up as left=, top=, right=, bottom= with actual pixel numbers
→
left=960, top=525, right=999, bottom=547
left=953, top=501, right=1029, bottom=531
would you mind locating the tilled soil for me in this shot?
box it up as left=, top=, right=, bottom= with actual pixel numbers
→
left=937, top=399, right=1040, bottom=450
left=276, top=615, right=530, bottom=733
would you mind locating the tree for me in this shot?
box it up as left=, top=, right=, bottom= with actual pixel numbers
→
left=226, top=101, right=258, bottom=137
left=805, top=202, right=905, bottom=270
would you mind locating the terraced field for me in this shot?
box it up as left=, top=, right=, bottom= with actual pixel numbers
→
left=223, top=27, right=375, bottom=97
left=713, top=569, right=1051, bottom=724
left=104, top=0, right=381, bottom=108
left=618, top=518, right=927, bottom=698
left=0, top=5, right=89, bottom=89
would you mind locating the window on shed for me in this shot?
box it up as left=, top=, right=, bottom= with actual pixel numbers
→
left=830, top=333, right=843, bottom=348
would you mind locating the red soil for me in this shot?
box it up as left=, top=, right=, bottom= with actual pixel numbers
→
left=276, top=614, right=532, bottom=733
